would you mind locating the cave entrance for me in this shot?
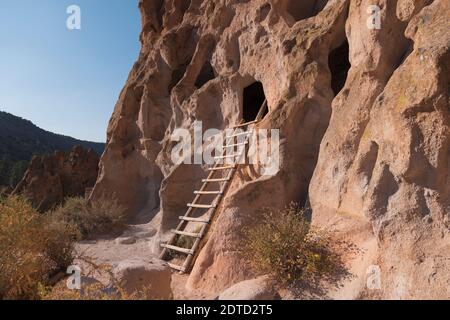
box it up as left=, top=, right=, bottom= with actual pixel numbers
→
left=286, top=0, right=329, bottom=22
left=195, top=61, right=216, bottom=89
left=243, top=82, right=268, bottom=122
left=328, top=40, right=350, bottom=96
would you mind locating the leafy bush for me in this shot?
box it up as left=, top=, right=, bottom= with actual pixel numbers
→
left=243, top=203, right=341, bottom=286
left=0, top=196, right=75, bottom=299
left=51, top=196, right=125, bottom=240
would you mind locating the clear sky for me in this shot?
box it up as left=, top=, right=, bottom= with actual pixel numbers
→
left=0, top=0, right=141, bottom=142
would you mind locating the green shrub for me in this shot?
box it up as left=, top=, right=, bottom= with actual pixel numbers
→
left=0, top=158, right=28, bottom=187
left=243, top=203, right=340, bottom=286
left=0, top=196, right=75, bottom=299
left=51, top=196, right=125, bottom=240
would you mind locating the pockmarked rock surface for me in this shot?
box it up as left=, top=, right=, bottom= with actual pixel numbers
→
left=14, top=146, right=100, bottom=212
left=91, top=0, right=449, bottom=299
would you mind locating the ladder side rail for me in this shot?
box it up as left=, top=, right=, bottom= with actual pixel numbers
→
left=160, top=165, right=218, bottom=259
left=255, top=99, right=268, bottom=122
left=160, top=126, right=242, bottom=260
left=182, top=126, right=254, bottom=272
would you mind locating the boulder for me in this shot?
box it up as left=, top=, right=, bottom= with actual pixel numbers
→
left=218, top=276, right=280, bottom=300
left=113, top=258, right=173, bottom=299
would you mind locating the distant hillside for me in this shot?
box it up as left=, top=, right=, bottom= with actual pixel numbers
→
left=0, top=110, right=105, bottom=187
left=0, top=111, right=105, bottom=161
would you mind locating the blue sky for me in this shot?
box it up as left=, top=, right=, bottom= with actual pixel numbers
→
left=0, top=0, right=141, bottom=142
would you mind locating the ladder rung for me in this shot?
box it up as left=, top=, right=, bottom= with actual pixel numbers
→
left=214, top=153, right=240, bottom=160
left=179, top=216, right=210, bottom=223
left=187, top=203, right=216, bottom=209
left=232, top=120, right=258, bottom=128
left=194, top=190, right=222, bottom=195
left=207, top=165, right=235, bottom=171
left=167, top=262, right=186, bottom=273
left=224, top=142, right=248, bottom=148
left=160, top=243, right=194, bottom=255
left=171, top=229, right=202, bottom=238
left=202, top=178, right=230, bottom=183
left=226, top=130, right=252, bottom=138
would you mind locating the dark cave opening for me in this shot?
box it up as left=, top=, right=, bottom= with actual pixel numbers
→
left=286, top=0, right=328, bottom=22
left=328, top=40, right=351, bottom=96
left=395, top=39, right=414, bottom=70
left=195, top=61, right=216, bottom=89
left=243, top=82, right=268, bottom=122
left=169, top=63, right=189, bottom=92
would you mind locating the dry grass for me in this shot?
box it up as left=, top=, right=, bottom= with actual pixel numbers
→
left=243, top=203, right=343, bottom=287
left=40, top=256, right=155, bottom=300
left=41, top=282, right=154, bottom=300
left=0, top=186, right=11, bottom=199
left=0, top=196, right=75, bottom=299
left=51, top=196, right=126, bottom=240
left=0, top=195, right=127, bottom=299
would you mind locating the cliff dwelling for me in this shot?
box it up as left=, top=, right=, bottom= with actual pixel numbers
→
left=242, top=81, right=268, bottom=122
left=1, top=0, right=449, bottom=304
left=86, top=0, right=449, bottom=300
left=286, top=0, right=329, bottom=22
left=328, top=39, right=351, bottom=96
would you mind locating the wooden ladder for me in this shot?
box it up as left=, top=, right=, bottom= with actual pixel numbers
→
left=159, top=100, right=268, bottom=274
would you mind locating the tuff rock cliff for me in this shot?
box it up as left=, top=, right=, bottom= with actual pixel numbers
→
left=14, top=146, right=100, bottom=212
left=90, top=0, right=449, bottom=299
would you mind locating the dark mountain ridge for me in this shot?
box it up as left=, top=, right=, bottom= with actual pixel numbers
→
left=0, top=110, right=105, bottom=187
left=0, top=110, right=105, bottom=161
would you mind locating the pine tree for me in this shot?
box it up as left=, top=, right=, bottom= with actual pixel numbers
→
left=8, top=161, right=28, bottom=187
left=0, top=158, right=12, bottom=186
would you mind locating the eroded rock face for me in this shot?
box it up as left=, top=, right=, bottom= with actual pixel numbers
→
left=310, top=0, right=450, bottom=299
left=14, top=146, right=100, bottom=212
left=92, top=0, right=449, bottom=299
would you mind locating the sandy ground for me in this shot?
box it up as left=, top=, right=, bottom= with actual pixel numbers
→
left=75, top=224, right=157, bottom=263
left=73, top=222, right=216, bottom=300
left=72, top=208, right=377, bottom=300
